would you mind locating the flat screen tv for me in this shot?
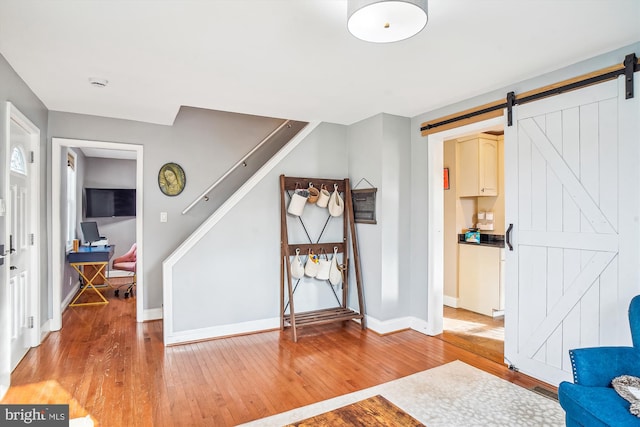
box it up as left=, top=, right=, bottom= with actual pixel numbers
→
left=85, top=188, right=136, bottom=217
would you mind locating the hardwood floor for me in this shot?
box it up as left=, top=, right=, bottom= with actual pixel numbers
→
left=437, top=306, right=505, bottom=365
left=4, top=294, right=554, bottom=426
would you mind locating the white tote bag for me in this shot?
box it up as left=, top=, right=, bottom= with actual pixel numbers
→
left=328, top=184, right=344, bottom=217
left=316, top=248, right=331, bottom=281
left=290, top=248, right=305, bottom=279
left=316, top=184, right=331, bottom=208
left=287, top=189, right=308, bottom=216
left=329, top=247, right=342, bottom=286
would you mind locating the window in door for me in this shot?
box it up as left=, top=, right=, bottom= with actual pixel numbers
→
left=10, top=146, right=27, bottom=174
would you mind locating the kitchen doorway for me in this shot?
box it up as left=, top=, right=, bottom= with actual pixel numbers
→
left=425, top=116, right=507, bottom=365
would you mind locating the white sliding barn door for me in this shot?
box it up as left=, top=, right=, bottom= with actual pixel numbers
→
left=504, top=75, right=640, bottom=385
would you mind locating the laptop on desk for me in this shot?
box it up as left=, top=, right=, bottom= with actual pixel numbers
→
left=80, top=221, right=109, bottom=246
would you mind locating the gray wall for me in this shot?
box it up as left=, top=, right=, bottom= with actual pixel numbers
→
left=173, top=123, right=348, bottom=331
left=346, top=113, right=412, bottom=322
left=48, top=108, right=284, bottom=310
left=347, top=115, right=383, bottom=317
left=0, top=53, right=48, bottom=386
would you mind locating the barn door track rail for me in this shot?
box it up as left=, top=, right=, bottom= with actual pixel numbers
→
left=421, top=53, right=639, bottom=135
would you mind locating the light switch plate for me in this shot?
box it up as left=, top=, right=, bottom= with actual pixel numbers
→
left=160, top=212, right=168, bottom=223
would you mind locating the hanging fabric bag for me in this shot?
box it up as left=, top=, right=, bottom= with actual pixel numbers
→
left=316, top=248, right=331, bottom=281
left=316, top=184, right=331, bottom=208
left=328, top=183, right=344, bottom=217
left=304, top=249, right=319, bottom=277
left=287, top=183, right=309, bottom=216
left=290, top=248, right=304, bottom=279
left=329, top=247, right=342, bottom=286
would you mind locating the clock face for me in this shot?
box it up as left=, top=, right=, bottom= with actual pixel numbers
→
left=158, top=162, right=186, bottom=196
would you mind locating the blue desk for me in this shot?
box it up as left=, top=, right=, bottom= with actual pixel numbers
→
left=68, top=245, right=115, bottom=306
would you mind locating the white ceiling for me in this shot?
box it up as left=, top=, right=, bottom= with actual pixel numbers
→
left=0, top=0, right=638, bottom=126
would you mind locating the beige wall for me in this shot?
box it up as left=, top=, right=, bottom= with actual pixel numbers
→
left=443, top=139, right=458, bottom=300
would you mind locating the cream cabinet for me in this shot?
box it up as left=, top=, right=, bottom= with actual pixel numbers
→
left=458, top=244, right=503, bottom=317
left=456, top=134, right=498, bottom=197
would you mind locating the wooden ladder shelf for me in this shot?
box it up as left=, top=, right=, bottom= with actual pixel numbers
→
left=279, top=175, right=366, bottom=342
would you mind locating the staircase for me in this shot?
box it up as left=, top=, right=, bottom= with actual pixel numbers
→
left=162, top=120, right=321, bottom=345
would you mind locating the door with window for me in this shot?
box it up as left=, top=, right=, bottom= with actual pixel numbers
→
left=504, top=75, right=640, bottom=385
left=8, top=111, right=39, bottom=372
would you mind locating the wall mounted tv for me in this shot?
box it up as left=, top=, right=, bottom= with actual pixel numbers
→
left=84, top=188, right=136, bottom=217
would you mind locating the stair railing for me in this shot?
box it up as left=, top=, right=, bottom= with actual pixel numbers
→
left=182, top=119, right=291, bottom=215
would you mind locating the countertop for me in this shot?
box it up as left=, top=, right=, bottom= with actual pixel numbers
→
left=458, top=233, right=505, bottom=248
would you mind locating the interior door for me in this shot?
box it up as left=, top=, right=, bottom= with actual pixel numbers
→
left=8, top=118, right=35, bottom=371
left=504, top=75, right=640, bottom=385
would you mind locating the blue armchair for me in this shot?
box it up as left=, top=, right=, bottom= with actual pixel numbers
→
left=559, top=295, right=640, bottom=426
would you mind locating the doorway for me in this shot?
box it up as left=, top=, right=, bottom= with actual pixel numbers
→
left=51, top=138, right=144, bottom=330
left=440, top=129, right=505, bottom=364
left=425, top=115, right=506, bottom=362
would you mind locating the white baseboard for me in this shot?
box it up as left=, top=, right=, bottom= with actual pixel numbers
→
left=443, top=295, right=458, bottom=308
left=164, top=317, right=280, bottom=346
left=163, top=312, right=436, bottom=346
left=410, top=318, right=435, bottom=335
left=364, top=315, right=434, bottom=336
left=365, top=316, right=413, bottom=334
left=61, top=281, right=81, bottom=310
left=143, top=308, right=163, bottom=322
left=39, top=319, right=52, bottom=342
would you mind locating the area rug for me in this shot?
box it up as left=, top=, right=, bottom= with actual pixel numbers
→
left=237, top=360, right=564, bottom=427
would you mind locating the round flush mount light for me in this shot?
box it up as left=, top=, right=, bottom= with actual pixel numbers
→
left=347, top=0, right=428, bottom=43
left=88, top=77, right=109, bottom=88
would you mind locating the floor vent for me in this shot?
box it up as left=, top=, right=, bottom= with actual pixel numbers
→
left=531, top=386, right=558, bottom=401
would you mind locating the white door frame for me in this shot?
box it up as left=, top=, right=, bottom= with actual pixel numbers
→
left=1, top=102, right=41, bottom=397
left=51, top=138, right=144, bottom=330
left=425, top=115, right=505, bottom=334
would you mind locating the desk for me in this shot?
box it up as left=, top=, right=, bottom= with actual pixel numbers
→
left=68, top=245, right=115, bottom=307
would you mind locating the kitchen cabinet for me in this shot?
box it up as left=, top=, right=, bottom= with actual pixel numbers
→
left=456, top=134, right=498, bottom=197
left=458, top=243, right=504, bottom=317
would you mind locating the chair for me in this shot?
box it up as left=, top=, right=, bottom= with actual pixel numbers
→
left=112, top=243, right=136, bottom=298
left=558, top=295, right=640, bottom=426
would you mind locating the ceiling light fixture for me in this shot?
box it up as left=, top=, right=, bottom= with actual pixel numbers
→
left=347, top=0, right=428, bottom=43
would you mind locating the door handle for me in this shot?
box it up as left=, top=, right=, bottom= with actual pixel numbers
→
left=9, top=234, right=15, bottom=253
left=10, top=266, right=17, bottom=270
left=506, top=223, right=513, bottom=251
